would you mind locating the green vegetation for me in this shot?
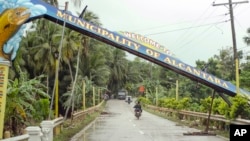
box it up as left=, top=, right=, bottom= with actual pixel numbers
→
left=138, top=96, right=250, bottom=119
left=5, top=68, right=50, bottom=135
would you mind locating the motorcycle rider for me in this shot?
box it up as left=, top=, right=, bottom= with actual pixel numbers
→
left=128, top=97, right=131, bottom=104
left=133, top=101, right=142, bottom=113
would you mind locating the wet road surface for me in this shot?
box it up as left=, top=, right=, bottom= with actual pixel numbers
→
left=71, top=99, right=228, bottom=141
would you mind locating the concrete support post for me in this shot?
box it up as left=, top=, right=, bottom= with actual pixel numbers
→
left=41, top=121, right=54, bottom=141
left=26, top=126, right=42, bottom=141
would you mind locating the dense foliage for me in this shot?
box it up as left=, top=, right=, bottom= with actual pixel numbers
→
left=138, top=95, right=250, bottom=119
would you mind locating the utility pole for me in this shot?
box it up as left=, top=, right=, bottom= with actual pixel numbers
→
left=213, top=0, right=248, bottom=95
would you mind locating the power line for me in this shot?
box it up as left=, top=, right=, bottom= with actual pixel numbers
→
left=172, top=1, right=218, bottom=49
left=177, top=23, right=221, bottom=55
left=175, top=14, right=229, bottom=53
left=144, top=20, right=228, bottom=36
left=132, top=14, right=227, bottom=33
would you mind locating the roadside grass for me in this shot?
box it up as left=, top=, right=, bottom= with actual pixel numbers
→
left=144, top=108, right=229, bottom=139
left=54, top=102, right=106, bottom=141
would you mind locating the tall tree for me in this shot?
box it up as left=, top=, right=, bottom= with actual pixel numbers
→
left=19, top=20, right=60, bottom=78
left=107, top=48, right=127, bottom=93
left=243, top=28, right=250, bottom=46
left=52, top=28, right=81, bottom=83
left=213, top=47, right=235, bottom=81
left=241, top=28, right=250, bottom=90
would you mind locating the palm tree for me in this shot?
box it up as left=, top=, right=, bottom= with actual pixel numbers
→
left=107, top=48, right=127, bottom=93
left=19, top=19, right=61, bottom=97
left=83, top=11, right=102, bottom=26
left=62, top=10, right=107, bottom=117
left=63, top=46, right=81, bottom=119
left=62, top=76, right=94, bottom=109
left=78, top=43, right=110, bottom=85
left=52, top=28, right=81, bottom=83
left=20, top=19, right=60, bottom=77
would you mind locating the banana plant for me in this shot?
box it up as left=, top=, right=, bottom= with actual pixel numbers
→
left=5, top=67, right=49, bottom=135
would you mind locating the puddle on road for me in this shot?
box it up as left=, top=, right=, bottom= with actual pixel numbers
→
left=73, top=111, right=120, bottom=141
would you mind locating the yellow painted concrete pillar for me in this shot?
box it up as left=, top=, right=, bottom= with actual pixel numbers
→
left=0, top=61, right=10, bottom=139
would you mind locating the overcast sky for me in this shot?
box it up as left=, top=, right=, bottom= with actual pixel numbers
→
left=59, top=0, right=250, bottom=66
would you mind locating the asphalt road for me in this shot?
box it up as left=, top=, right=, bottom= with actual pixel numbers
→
left=71, top=99, right=228, bottom=141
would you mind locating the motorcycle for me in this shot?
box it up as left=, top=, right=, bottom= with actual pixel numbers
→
left=128, top=99, right=131, bottom=104
left=134, top=108, right=141, bottom=119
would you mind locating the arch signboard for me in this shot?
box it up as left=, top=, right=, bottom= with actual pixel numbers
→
left=22, top=0, right=247, bottom=97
